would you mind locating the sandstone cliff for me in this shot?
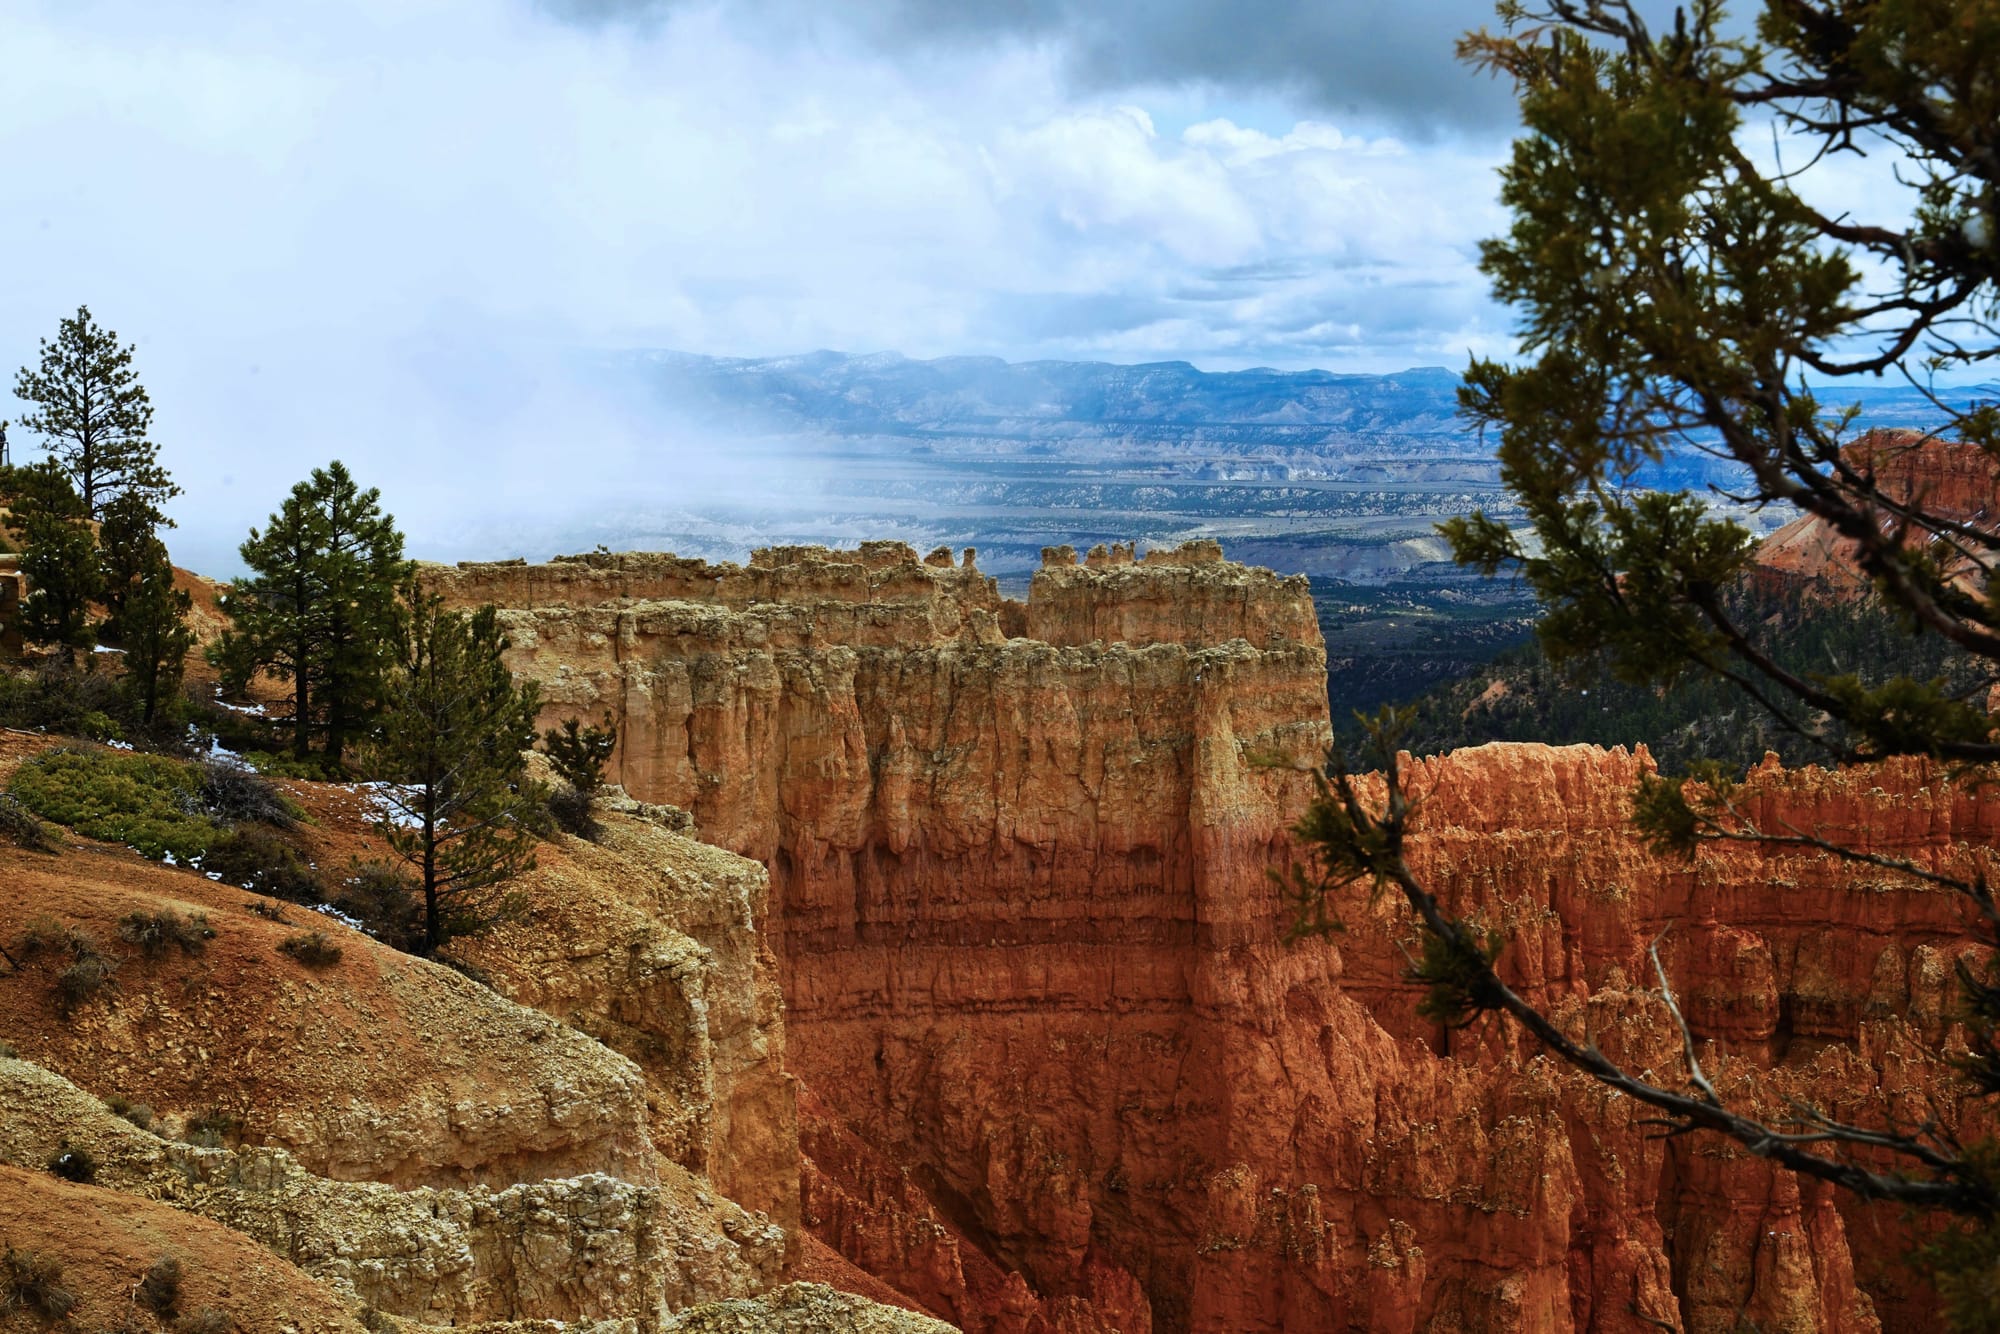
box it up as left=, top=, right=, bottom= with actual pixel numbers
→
left=442, top=539, right=1987, bottom=1333
left=1754, top=428, right=2000, bottom=596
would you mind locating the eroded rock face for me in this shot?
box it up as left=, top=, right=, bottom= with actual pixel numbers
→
left=0, top=820, right=790, bottom=1328
left=1755, top=428, right=2000, bottom=596
left=0, top=1055, right=783, bottom=1323
left=444, top=541, right=1981, bottom=1333
left=460, top=813, right=800, bottom=1237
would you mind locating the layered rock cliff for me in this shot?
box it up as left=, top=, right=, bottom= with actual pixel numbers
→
left=438, top=539, right=1988, bottom=1333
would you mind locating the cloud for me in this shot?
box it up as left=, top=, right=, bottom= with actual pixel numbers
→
left=547, top=0, right=1519, bottom=136
left=0, top=0, right=1515, bottom=572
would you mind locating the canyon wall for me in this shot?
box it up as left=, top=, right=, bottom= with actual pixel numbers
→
left=1755, top=428, right=2000, bottom=595
left=436, top=541, right=1988, bottom=1332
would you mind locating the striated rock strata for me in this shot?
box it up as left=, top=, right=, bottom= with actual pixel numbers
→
left=437, top=540, right=1988, bottom=1332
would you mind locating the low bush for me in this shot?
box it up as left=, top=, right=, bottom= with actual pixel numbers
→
left=198, top=825, right=323, bottom=901
left=27, top=922, right=122, bottom=1017
left=105, top=1094, right=155, bottom=1130
left=117, top=909, right=215, bottom=960
left=545, top=782, right=599, bottom=840
left=54, top=945, right=120, bottom=1016
left=245, top=899, right=291, bottom=923
left=0, top=661, right=125, bottom=740
left=179, top=1308, right=235, bottom=1334
left=183, top=694, right=281, bottom=758
left=330, top=859, right=421, bottom=952
left=45, top=1142, right=96, bottom=1184
left=182, top=1108, right=240, bottom=1149
left=0, top=793, right=59, bottom=853
left=195, top=759, right=298, bottom=829
left=16, top=914, right=70, bottom=958
left=137, top=1254, right=182, bottom=1316
left=7, top=747, right=217, bottom=862
left=0, top=1244, right=78, bottom=1320
left=236, top=750, right=331, bottom=780
left=277, top=931, right=341, bottom=968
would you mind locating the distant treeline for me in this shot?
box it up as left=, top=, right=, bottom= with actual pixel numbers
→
left=1345, top=582, right=1995, bottom=775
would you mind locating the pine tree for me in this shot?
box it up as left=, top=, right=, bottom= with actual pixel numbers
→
left=97, top=491, right=168, bottom=643
left=10, top=461, right=100, bottom=662
left=119, top=542, right=193, bottom=730
left=369, top=593, right=545, bottom=958
left=213, top=462, right=408, bottom=766
left=13, top=305, right=178, bottom=519
left=1287, top=0, right=2000, bottom=1300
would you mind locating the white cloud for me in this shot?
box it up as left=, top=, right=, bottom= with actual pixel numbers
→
left=0, top=0, right=1514, bottom=571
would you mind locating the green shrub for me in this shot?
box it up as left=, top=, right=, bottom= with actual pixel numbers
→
left=277, top=931, right=342, bottom=969
left=137, top=1254, right=182, bottom=1316
left=237, top=750, right=331, bottom=780
left=117, top=910, right=214, bottom=960
left=0, top=1244, right=78, bottom=1320
left=45, top=1142, right=95, bottom=1184
left=0, top=661, right=125, bottom=739
left=199, top=825, right=322, bottom=901
left=183, top=695, right=280, bottom=758
left=7, top=747, right=216, bottom=862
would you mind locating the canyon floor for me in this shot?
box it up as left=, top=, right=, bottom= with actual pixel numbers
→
left=0, top=532, right=1989, bottom=1332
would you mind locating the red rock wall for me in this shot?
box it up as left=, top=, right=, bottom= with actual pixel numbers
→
left=448, top=541, right=1986, bottom=1333
left=1754, top=429, right=2000, bottom=595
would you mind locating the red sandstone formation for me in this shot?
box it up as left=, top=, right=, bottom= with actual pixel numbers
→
left=435, top=539, right=1989, bottom=1332
left=1755, top=428, right=2000, bottom=596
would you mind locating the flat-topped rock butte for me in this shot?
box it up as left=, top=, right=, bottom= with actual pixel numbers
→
left=410, top=537, right=1989, bottom=1333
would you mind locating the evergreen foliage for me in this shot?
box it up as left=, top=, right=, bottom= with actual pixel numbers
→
left=213, top=462, right=409, bottom=767
left=118, top=535, right=194, bottom=730
left=5, top=460, right=100, bottom=660
left=12, top=304, right=177, bottom=519
left=1361, top=584, right=1992, bottom=773
left=96, top=490, right=166, bottom=642
left=1286, top=0, right=2000, bottom=1300
left=540, top=713, right=616, bottom=839
left=369, top=593, right=545, bottom=957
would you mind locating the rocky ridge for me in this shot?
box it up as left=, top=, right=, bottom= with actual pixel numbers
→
left=435, top=538, right=1990, bottom=1332
left=0, top=728, right=928, bottom=1333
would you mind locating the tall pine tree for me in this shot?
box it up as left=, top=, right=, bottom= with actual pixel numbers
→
left=370, top=592, right=545, bottom=958
left=119, top=540, right=194, bottom=730
left=213, top=462, right=408, bottom=766
left=13, top=305, right=178, bottom=520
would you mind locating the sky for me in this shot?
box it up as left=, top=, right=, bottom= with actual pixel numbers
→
left=0, top=0, right=1533, bottom=566
left=0, top=0, right=1943, bottom=570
